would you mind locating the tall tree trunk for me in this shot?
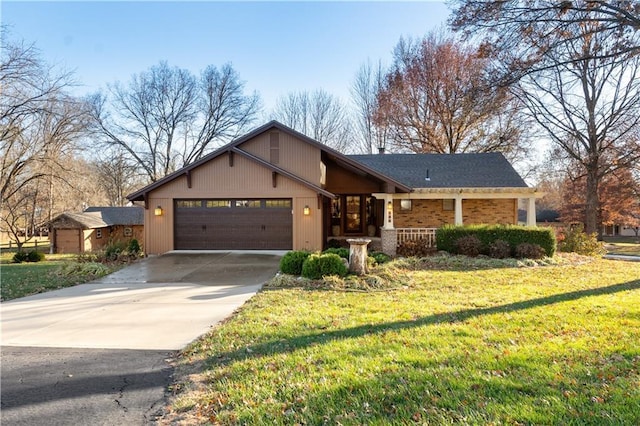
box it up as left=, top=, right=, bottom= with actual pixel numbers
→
left=585, top=164, right=600, bottom=237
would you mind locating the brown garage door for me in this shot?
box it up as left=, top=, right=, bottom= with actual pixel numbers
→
left=56, top=229, right=81, bottom=253
left=174, top=199, right=293, bottom=250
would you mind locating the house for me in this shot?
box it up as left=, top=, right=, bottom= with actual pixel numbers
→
left=49, top=206, right=144, bottom=254
left=127, top=121, right=540, bottom=255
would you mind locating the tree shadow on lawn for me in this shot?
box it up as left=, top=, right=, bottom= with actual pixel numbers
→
left=210, top=278, right=640, bottom=364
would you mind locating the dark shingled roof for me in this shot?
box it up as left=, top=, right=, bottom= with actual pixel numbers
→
left=83, top=206, right=144, bottom=226
left=348, top=152, right=528, bottom=189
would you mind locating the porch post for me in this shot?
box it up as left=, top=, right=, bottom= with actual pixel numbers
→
left=454, top=196, right=463, bottom=226
left=526, top=197, right=537, bottom=227
left=380, top=194, right=397, bottom=256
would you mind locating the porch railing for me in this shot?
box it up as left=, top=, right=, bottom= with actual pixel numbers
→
left=396, top=228, right=437, bottom=248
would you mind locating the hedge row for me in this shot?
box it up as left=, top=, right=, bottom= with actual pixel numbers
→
left=435, top=225, right=556, bottom=257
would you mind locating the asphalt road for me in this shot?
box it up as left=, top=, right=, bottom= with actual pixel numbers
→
left=1, top=347, right=174, bottom=425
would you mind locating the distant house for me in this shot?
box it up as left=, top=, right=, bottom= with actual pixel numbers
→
left=49, top=206, right=144, bottom=254
left=127, top=121, right=540, bottom=255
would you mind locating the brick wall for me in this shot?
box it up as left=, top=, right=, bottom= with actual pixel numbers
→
left=393, top=198, right=517, bottom=228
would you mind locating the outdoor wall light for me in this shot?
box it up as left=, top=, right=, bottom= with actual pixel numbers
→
left=154, top=206, right=163, bottom=216
left=303, top=205, right=311, bottom=216
left=387, top=201, right=393, bottom=210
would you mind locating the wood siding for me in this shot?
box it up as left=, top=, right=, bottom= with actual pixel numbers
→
left=325, top=160, right=383, bottom=193
left=144, top=133, right=324, bottom=254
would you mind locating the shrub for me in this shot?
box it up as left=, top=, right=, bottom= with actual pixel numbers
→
left=397, top=239, right=436, bottom=257
left=127, top=238, right=141, bottom=255
left=301, top=253, right=348, bottom=280
left=280, top=251, right=311, bottom=275
left=489, top=239, right=512, bottom=259
left=104, top=241, right=126, bottom=261
left=57, top=261, right=111, bottom=278
left=558, top=225, right=606, bottom=257
left=12, top=251, right=28, bottom=263
left=323, top=247, right=349, bottom=259
left=436, top=225, right=556, bottom=257
left=515, top=242, right=546, bottom=259
left=370, top=251, right=391, bottom=264
left=455, top=235, right=483, bottom=257
left=27, top=250, right=45, bottom=262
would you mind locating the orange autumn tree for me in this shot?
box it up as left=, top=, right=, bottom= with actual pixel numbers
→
left=560, top=167, right=640, bottom=238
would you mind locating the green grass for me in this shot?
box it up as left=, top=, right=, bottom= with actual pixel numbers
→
left=605, top=242, right=640, bottom=256
left=0, top=254, right=115, bottom=301
left=167, top=256, right=640, bottom=425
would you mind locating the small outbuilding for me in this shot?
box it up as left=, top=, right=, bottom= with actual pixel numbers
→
left=49, top=206, right=144, bottom=254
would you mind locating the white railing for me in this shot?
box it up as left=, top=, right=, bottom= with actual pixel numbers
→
left=396, top=228, right=437, bottom=247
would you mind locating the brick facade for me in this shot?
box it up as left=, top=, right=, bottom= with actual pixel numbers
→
left=393, top=198, right=517, bottom=228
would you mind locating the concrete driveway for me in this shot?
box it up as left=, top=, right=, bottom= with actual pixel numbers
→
left=1, top=251, right=283, bottom=425
left=1, top=251, right=284, bottom=350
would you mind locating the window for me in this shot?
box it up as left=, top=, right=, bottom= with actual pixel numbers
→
left=206, top=200, right=231, bottom=208
left=176, top=200, right=201, bottom=208
left=443, top=199, right=454, bottom=211
left=235, top=200, right=261, bottom=208
left=123, top=227, right=132, bottom=237
left=265, top=199, right=291, bottom=208
left=96, top=229, right=102, bottom=239
left=400, top=199, right=412, bottom=211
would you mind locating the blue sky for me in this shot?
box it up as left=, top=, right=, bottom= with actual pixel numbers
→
left=3, top=1, right=450, bottom=112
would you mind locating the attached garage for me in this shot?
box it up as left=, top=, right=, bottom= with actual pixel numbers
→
left=174, top=199, right=293, bottom=250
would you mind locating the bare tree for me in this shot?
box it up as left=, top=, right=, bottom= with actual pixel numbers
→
left=451, top=0, right=640, bottom=79
left=92, top=148, right=143, bottom=206
left=1, top=31, right=89, bottom=249
left=512, top=17, right=640, bottom=236
left=272, top=89, right=353, bottom=152
left=89, top=62, right=261, bottom=183
left=350, top=59, right=390, bottom=154
left=374, top=32, right=529, bottom=160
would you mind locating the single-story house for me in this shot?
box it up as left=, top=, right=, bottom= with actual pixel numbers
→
left=49, top=206, right=144, bottom=254
left=128, top=121, right=541, bottom=255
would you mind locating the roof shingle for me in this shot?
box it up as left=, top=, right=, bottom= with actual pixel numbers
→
left=348, top=152, right=528, bottom=189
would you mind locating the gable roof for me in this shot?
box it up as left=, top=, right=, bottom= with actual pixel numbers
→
left=50, top=207, right=144, bottom=229
left=348, top=152, right=528, bottom=189
left=83, top=206, right=144, bottom=225
left=127, top=121, right=410, bottom=202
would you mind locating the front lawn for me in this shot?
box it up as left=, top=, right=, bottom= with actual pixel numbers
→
left=165, top=256, right=640, bottom=425
left=0, top=254, right=117, bottom=301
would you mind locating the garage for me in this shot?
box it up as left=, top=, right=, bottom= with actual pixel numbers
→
left=174, top=199, right=293, bottom=250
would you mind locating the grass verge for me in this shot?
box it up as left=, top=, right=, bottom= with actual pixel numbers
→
left=164, top=256, right=640, bottom=425
left=0, top=254, right=118, bottom=301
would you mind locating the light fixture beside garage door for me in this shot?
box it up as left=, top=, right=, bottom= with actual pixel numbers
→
left=154, top=206, right=163, bottom=216
left=303, top=205, right=311, bottom=216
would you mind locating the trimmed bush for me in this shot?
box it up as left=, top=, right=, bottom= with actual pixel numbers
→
left=322, top=247, right=349, bottom=259
left=515, top=242, right=546, bottom=259
left=301, top=253, right=348, bottom=280
left=489, top=239, right=512, bottom=259
left=397, top=239, right=436, bottom=257
left=12, top=251, right=28, bottom=263
left=280, top=250, right=311, bottom=275
left=27, top=250, right=45, bottom=262
left=455, top=235, right=482, bottom=257
left=558, top=225, right=606, bottom=257
left=436, top=224, right=556, bottom=257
